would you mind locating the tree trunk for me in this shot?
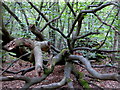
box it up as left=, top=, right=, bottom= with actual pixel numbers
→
left=117, top=1, right=120, bottom=74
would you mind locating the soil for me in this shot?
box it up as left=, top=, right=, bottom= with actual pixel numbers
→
left=1, top=59, right=120, bottom=89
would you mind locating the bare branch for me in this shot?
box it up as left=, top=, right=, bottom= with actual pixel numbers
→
left=28, top=24, right=44, bottom=41
left=67, top=2, right=115, bottom=37
left=23, top=50, right=68, bottom=88
left=5, top=15, right=12, bottom=26
left=72, top=13, right=84, bottom=40
left=74, top=32, right=100, bottom=40
left=27, top=1, right=48, bottom=21
left=93, top=13, right=120, bottom=35
left=81, top=2, right=114, bottom=13
left=4, top=38, right=34, bottom=50
left=4, top=38, right=50, bottom=76
left=87, top=2, right=104, bottom=8
left=2, top=22, right=14, bottom=45
left=2, top=3, right=26, bottom=30
left=0, top=66, right=35, bottom=75
left=73, top=47, right=120, bottom=53
left=40, top=4, right=67, bottom=32
left=97, top=10, right=119, bottom=49
left=35, top=2, right=44, bottom=26
left=92, top=65, right=118, bottom=69
left=37, top=62, right=73, bottom=89
left=0, top=53, right=30, bottom=75
left=110, top=2, right=120, bottom=7
left=16, top=2, right=29, bottom=26
left=27, top=1, right=66, bottom=38
left=68, top=55, right=120, bottom=82
left=22, top=49, right=69, bottom=89
left=0, top=50, right=68, bottom=89
left=65, top=1, right=76, bottom=17
left=94, top=6, right=115, bottom=32
left=0, top=75, right=31, bottom=83
left=33, top=42, right=44, bottom=76
left=51, top=45, right=60, bottom=53
left=38, top=77, right=67, bottom=89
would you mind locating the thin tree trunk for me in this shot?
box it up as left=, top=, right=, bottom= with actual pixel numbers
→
left=117, top=2, right=120, bottom=74
left=111, top=1, right=120, bottom=64
left=111, top=31, right=118, bottom=63
left=0, top=1, right=2, bottom=72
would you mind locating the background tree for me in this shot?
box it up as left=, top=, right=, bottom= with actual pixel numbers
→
left=1, top=0, right=120, bottom=89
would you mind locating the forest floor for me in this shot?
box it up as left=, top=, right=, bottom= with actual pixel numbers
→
left=1, top=57, right=120, bottom=89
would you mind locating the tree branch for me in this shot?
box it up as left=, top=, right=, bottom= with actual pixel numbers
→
left=4, top=38, right=50, bottom=76
left=2, top=3, right=26, bottom=30
left=81, top=2, right=114, bottom=13
left=65, top=1, right=76, bottom=17
left=71, top=13, right=85, bottom=48
left=0, top=66, right=35, bottom=75
left=87, top=2, right=104, bottom=8
left=73, top=47, right=120, bottom=53
left=72, top=66, right=90, bottom=88
left=5, top=15, right=12, bottom=26
left=27, top=1, right=66, bottom=38
left=40, top=4, right=67, bottom=32
left=67, top=2, right=115, bottom=37
left=51, top=45, right=60, bottom=53
left=28, top=24, right=44, bottom=41
left=93, top=13, right=120, bottom=35
left=0, top=75, right=31, bottom=83
left=38, top=62, right=73, bottom=89
left=92, top=65, right=118, bottom=69
left=16, top=2, right=29, bottom=26
left=35, top=2, right=44, bottom=26
left=2, top=22, right=14, bottom=46
left=0, top=53, right=30, bottom=75
left=74, top=32, right=100, bottom=40
left=22, top=49, right=69, bottom=89
left=37, top=77, right=67, bottom=89
left=97, top=10, right=119, bottom=49
left=68, top=55, right=120, bottom=82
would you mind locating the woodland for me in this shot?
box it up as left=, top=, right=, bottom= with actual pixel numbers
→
left=0, top=0, right=120, bottom=89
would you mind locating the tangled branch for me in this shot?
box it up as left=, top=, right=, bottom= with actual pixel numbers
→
left=68, top=55, right=120, bottom=82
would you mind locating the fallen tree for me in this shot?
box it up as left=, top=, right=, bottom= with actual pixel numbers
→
left=1, top=1, right=120, bottom=89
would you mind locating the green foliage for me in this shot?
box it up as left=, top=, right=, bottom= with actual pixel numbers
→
left=3, top=1, right=119, bottom=61
left=74, top=37, right=107, bottom=61
left=75, top=38, right=100, bottom=48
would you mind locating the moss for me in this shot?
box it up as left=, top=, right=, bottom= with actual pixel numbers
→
left=44, top=66, right=54, bottom=75
left=79, top=79, right=90, bottom=89
left=67, top=78, right=72, bottom=83
left=60, top=49, right=70, bottom=60
left=60, top=49, right=69, bottom=56
left=76, top=71, right=90, bottom=88
left=77, top=71, right=84, bottom=77
left=44, top=49, right=70, bottom=75
left=52, top=49, right=70, bottom=65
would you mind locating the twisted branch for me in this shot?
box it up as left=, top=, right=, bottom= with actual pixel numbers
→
left=68, top=55, right=120, bottom=82
left=67, top=2, right=115, bottom=37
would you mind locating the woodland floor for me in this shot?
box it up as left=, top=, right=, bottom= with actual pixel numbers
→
left=1, top=57, right=120, bottom=89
